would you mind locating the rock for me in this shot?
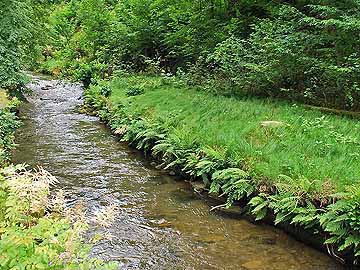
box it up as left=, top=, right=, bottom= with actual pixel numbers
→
left=262, top=237, right=276, bottom=245
left=114, top=126, right=127, bottom=135
left=260, top=121, right=288, bottom=128
left=198, top=234, right=225, bottom=244
left=190, top=181, right=207, bottom=193
left=169, top=171, right=176, bottom=176
left=150, top=161, right=157, bottom=167
left=41, top=85, right=52, bottom=90
left=150, top=218, right=172, bottom=228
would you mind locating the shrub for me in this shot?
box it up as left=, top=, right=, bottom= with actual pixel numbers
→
left=0, top=165, right=118, bottom=270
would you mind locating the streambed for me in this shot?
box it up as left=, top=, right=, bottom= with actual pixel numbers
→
left=13, top=75, right=343, bottom=270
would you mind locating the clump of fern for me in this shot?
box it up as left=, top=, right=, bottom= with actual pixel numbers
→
left=320, top=187, right=360, bottom=259
left=211, top=168, right=253, bottom=207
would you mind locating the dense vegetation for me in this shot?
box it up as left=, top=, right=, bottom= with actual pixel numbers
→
left=0, top=165, right=118, bottom=270
left=3, top=0, right=360, bottom=267
left=37, top=0, right=360, bottom=110
left=0, top=0, right=35, bottom=89
left=0, top=93, right=117, bottom=270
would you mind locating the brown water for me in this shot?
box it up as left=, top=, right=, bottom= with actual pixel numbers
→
left=13, top=75, right=343, bottom=270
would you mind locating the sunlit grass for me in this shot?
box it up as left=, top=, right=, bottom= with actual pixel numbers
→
left=109, top=75, right=360, bottom=193
left=0, top=89, right=9, bottom=109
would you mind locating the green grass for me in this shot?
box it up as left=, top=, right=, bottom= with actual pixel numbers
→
left=107, top=75, right=360, bottom=194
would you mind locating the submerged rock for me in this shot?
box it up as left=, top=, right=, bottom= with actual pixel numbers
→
left=150, top=218, right=172, bottom=228
left=41, top=85, right=52, bottom=90
left=242, top=260, right=263, bottom=270
left=150, top=161, right=157, bottom=167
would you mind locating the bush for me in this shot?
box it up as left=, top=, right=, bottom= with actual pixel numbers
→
left=0, top=100, right=20, bottom=167
left=207, top=4, right=360, bottom=109
left=0, top=165, right=118, bottom=270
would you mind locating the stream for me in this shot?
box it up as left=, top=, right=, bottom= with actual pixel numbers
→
left=13, top=75, right=343, bottom=270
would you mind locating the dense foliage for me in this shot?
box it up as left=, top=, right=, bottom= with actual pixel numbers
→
left=0, top=0, right=57, bottom=89
left=36, top=0, right=360, bottom=109
left=0, top=100, right=20, bottom=166
left=0, top=0, right=29, bottom=88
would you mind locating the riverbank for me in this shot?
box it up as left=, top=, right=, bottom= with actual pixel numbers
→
left=84, top=74, right=360, bottom=266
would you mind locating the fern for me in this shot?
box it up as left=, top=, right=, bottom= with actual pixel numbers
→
left=211, top=168, right=251, bottom=206
left=320, top=192, right=360, bottom=256
left=249, top=194, right=269, bottom=221
left=269, top=193, right=300, bottom=225
left=291, top=202, right=321, bottom=229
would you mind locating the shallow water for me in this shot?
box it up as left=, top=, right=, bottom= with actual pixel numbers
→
left=13, top=75, right=343, bottom=270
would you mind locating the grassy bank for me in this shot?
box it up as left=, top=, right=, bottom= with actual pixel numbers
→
left=85, top=74, right=360, bottom=264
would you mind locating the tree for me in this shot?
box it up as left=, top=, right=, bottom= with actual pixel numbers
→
left=0, top=0, right=34, bottom=88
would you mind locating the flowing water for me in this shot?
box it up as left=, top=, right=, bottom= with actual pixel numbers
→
left=13, top=75, right=343, bottom=270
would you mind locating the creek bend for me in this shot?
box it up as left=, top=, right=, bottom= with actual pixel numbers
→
left=13, top=75, right=343, bottom=270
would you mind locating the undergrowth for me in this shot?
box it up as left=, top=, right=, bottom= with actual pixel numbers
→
left=0, top=165, right=118, bottom=270
left=84, top=74, right=360, bottom=264
left=0, top=96, right=20, bottom=167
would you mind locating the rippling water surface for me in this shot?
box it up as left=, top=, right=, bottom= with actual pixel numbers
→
left=13, top=75, right=343, bottom=270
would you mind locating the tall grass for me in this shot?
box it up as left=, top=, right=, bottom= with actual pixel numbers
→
left=108, top=75, right=360, bottom=193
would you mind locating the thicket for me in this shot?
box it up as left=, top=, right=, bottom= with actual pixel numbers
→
left=0, top=99, right=20, bottom=166
left=0, top=0, right=43, bottom=89
left=37, top=0, right=360, bottom=109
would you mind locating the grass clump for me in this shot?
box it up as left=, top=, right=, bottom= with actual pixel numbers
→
left=85, top=74, right=360, bottom=263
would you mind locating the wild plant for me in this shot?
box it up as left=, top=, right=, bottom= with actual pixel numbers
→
left=249, top=175, right=324, bottom=227
left=320, top=187, right=360, bottom=258
left=0, top=109, right=20, bottom=166
left=0, top=165, right=118, bottom=270
left=211, top=168, right=252, bottom=207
